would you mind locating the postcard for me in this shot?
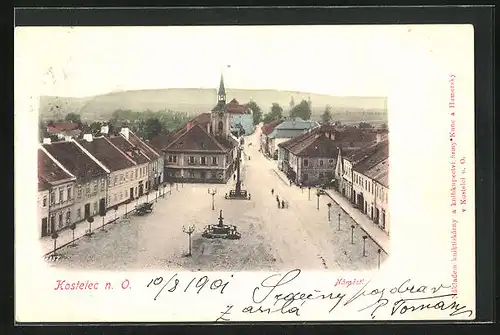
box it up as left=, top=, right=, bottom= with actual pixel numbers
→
left=15, top=24, right=476, bottom=322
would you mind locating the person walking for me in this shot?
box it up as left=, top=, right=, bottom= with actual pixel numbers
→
left=271, top=189, right=274, bottom=196
left=281, top=200, right=285, bottom=209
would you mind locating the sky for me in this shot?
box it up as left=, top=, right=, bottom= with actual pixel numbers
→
left=15, top=25, right=463, bottom=98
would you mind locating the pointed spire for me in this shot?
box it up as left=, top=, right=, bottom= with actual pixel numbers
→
left=218, top=74, right=226, bottom=103
left=335, top=147, right=343, bottom=179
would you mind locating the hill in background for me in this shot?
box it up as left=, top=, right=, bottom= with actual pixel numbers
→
left=39, top=88, right=388, bottom=123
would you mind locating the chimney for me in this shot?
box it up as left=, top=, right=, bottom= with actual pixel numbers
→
left=83, top=133, right=93, bottom=142
left=42, top=138, right=51, bottom=144
left=120, top=127, right=130, bottom=140
left=101, top=125, right=109, bottom=135
left=186, top=122, right=192, bottom=131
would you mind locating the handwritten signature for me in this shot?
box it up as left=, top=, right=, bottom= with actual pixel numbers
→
left=214, top=269, right=473, bottom=321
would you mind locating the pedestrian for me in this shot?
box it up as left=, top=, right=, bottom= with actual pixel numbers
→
left=277, top=199, right=281, bottom=208
left=271, top=189, right=274, bottom=195
left=289, top=179, right=292, bottom=187
left=233, top=174, right=236, bottom=181
left=281, top=200, right=285, bottom=209
left=276, top=195, right=279, bottom=203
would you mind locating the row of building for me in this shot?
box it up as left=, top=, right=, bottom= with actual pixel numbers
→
left=265, top=122, right=390, bottom=235
left=38, top=126, right=164, bottom=238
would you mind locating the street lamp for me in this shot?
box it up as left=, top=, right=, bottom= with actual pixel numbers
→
left=125, top=199, right=131, bottom=217
left=182, top=224, right=195, bottom=257
left=327, top=203, right=332, bottom=221
left=377, top=249, right=382, bottom=269
left=69, top=222, right=76, bottom=247
left=87, top=217, right=94, bottom=236
left=350, top=224, right=355, bottom=244
left=146, top=191, right=150, bottom=202
left=316, top=190, right=321, bottom=210
left=337, top=213, right=341, bottom=231
left=113, top=205, right=118, bottom=222
left=362, top=235, right=368, bottom=257
left=208, top=188, right=217, bottom=210
left=181, top=177, right=184, bottom=188
left=308, top=186, right=311, bottom=200
left=51, top=231, right=59, bottom=256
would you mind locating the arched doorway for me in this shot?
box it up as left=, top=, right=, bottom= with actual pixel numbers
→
left=218, top=121, right=223, bottom=133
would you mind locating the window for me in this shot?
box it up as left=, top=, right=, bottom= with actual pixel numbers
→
left=43, top=196, right=47, bottom=207
left=319, top=173, right=324, bottom=180
left=77, top=186, right=82, bottom=199
left=120, top=191, right=123, bottom=200
left=93, top=202, right=98, bottom=214
left=328, top=159, right=334, bottom=166
left=58, top=213, right=63, bottom=229
left=189, top=156, right=195, bottom=165
left=67, top=186, right=72, bottom=200
left=93, top=183, right=98, bottom=194
left=135, top=169, right=138, bottom=178
left=58, top=189, right=64, bottom=203
left=211, top=171, right=217, bottom=179
left=76, top=208, right=81, bottom=219
left=190, top=171, right=195, bottom=178
left=201, top=171, right=207, bottom=179
left=114, top=193, right=118, bottom=202
left=114, top=176, right=118, bottom=186
left=108, top=196, right=111, bottom=205
left=319, top=160, right=324, bottom=167
left=303, top=159, right=309, bottom=167
left=212, top=156, right=217, bottom=165
left=125, top=190, right=128, bottom=198
left=201, top=157, right=206, bottom=165
left=119, top=174, right=123, bottom=183
left=66, top=211, right=71, bottom=224
left=303, top=173, right=309, bottom=181
left=101, top=179, right=105, bottom=191
left=86, top=184, right=91, bottom=196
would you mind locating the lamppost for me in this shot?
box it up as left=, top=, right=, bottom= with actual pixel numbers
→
left=51, top=231, right=59, bottom=256
left=69, top=222, right=76, bottom=247
left=327, top=203, right=332, bottom=221
left=362, top=235, right=368, bottom=257
left=308, top=186, right=311, bottom=200
left=169, top=182, right=173, bottom=195
left=87, top=217, right=94, bottom=236
left=377, top=249, right=382, bottom=269
left=181, top=177, right=184, bottom=188
left=182, top=224, right=195, bottom=257
left=337, top=213, right=341, bottom=231
left=113, top=205, right=118, bottom=222
left=208, top=188, right=217, bottom=210
left=316, top=190, right=321, bottom=210
left=146, top=191, right=150, bottom=202
left=350, top=224, right=355, bottom=244
left=124, top=199, right=131, bottom=217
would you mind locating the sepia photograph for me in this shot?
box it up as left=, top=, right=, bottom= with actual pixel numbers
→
left=16, top=22, right=477, bottom=323
left=34, top=26, right=390, bottom=272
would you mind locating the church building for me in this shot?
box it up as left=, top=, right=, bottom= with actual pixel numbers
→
left=157, top=75, right=239, bottom=184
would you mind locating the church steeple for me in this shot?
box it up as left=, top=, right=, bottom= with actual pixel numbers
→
left=218, top=74, right=226, bottom=103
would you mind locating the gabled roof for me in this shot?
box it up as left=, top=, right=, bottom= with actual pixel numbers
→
left=77, top=137, right=136, bottom=172
left=126, top=131, right=160, bottom=159
left=293, top=134, right=339, bottom=158
left=352, top=140, right=389, bottom=174
left=46, top=122, right=80, bottom=133
left=164, top=124, right=228, bottom=153
left=226, top=99, right=251, bottom=114
left=149, top=133, right=172, bottom=152
left=262, top=119, right=284, bottom=135
left=107, top=136, right=150, bottom=165
left=364, top=158, right=389, bottom=188
left=38, top=149, right=76, bottom=185
left=41, top=141, right=108, bottom=181
left=38, top=177, right=51, bottom=191
left=275, top=118, right=319, bottom=130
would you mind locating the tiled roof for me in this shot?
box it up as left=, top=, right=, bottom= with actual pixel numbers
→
left=164, top=125, right=228, bottom=152
left=364, top=158, right=389, bottom=188
left=262, top=119, right=284, bottom=135
left=226, top=99, right=251, bottom=114
left=268, top=128, right=312, bottom=139
left=38, top=149, right=75, bottom=185
left=77, top=137, right=136, bottom=172
left=126, top=131, right=160, bottom=159
left=276, top=118, right=319, bottom=130
left=293, top=134, right=339, bottom=158
left=47, top=122, right=80, bottom=133
left=352, top=141, right=389, bottom=174
left=38, top=177, right=51, bottom=191
left=149, top=133, right=172, bottom=152
left=41, top=141, right=107, bottom=181
left=107, top=136, right=150, bottom=165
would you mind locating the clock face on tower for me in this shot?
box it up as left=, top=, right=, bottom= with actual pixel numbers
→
left=218, top=111, right=224, bottom=117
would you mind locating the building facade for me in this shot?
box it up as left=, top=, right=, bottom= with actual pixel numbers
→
left=226, top=98, right=254, bottom=136
left=266, top=118, right=319, bottom=159
left=157, top=74, right=238, bottom=184
left=260, top=119, right=284, bottom=157
left=38, top=146, right=78, bottom=235
left=37, top=181, right=50, bottom=238
left=42, top=140, right=109, bottom=227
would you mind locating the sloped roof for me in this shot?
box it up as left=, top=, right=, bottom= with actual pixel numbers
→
left=38, top=177, right=51, bottom=191
left=38, top=149, right=76, bottom=185
left=364, top=157, right=389, bottom=188
left=352, top=141, right=389, bottom=174
left=41, top=141, right=107, bottom=181
left=149, top=133, right=172, bottom=152
left=107, top=136, right=150, bottom=164
left=46, top=122, right=80, bottom=133
left=126, top=131, right=160, bottom=159
left=275, top=118, right=319, bottom=130
left=164, top=125, right=228, bottom=152
left=293, top=134, right=339, bottom=158
left=77, top=137, right=136, bottom=172
left=262, top=119, right=284, bottom=135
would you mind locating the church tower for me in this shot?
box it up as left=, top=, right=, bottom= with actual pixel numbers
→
left=211, top=74, right=230, bottom=137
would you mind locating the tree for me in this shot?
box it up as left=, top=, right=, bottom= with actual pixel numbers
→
left=289, top=100, right=312, bottom=120
left=380, top=123, right=388, bottom=130
left=359, top=121, right=373, bottom=129
left=143, top=117, right=163, bottom=140
left=262, top=103, right=283, bottom=124
left=321, top=105, right=332, bottom=124
left=247, top=100, right=262, bottom=125
left=65, top=112, right=81, bottom=124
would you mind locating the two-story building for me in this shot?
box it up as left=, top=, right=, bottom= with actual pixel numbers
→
left=106, top=133, right=151, bottom=199
left=265, top=117, right=319, bottom=159
left=38, top=146, right=78, bottom=234
left=226, top=98, right=254, bottom=136
left=77, top=134, right=139, bottom=209
left=260, top=119, right=284, bottom=156
left=120, top=127, right=164, bottom=190
left=42, top=139, right=109, bottom=226
left=37, top=179, right=50, bottom=238
left=155, top=74, right=238, bottom=184
left=363, top=158, right=390, bottom=234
